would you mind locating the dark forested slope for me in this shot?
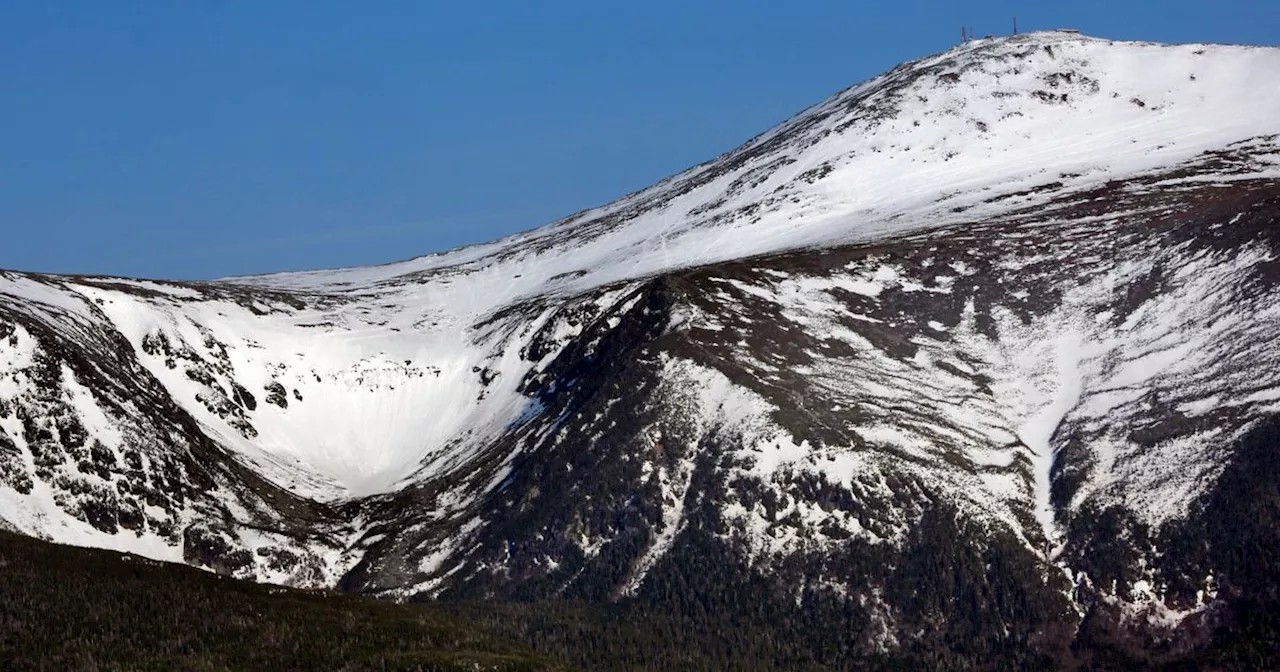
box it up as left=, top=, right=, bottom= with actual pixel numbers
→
left=0, top=531, right=564, bottom=671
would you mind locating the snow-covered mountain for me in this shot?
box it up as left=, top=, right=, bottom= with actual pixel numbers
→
left=3, top=31, right=1280, bottom=663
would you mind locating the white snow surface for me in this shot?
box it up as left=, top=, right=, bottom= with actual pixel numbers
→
left=44, top=281, right=639, bottom=500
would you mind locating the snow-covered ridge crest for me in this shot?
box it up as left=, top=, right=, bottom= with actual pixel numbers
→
left=231, top=32, right=1280, bottom=310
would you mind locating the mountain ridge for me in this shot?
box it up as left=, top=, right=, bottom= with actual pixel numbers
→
left=3, top=31, right=1280, bottom=666
left=224, top=31, right=1280, bottom=294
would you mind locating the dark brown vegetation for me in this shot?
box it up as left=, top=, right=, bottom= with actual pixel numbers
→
left=0, top=530, right=565, bottom=671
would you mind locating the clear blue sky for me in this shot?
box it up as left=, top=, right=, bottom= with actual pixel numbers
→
left=1, top=1, right=1275, bottom=280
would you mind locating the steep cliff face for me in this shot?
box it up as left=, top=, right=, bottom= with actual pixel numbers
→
left=3, top=31, right=1280, bottom=664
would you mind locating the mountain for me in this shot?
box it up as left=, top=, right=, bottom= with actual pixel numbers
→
left=3, top=31, right=1280, bottom=666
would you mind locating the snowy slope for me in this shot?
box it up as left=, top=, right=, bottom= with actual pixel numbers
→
left=2, top=32, right=1280, bottom=660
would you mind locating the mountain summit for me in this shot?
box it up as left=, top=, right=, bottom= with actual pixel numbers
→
left=3, top=32, right=1280, bottom=666
left=240, top=30, right=1280, bottom=297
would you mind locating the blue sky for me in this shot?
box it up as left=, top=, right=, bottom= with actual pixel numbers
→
left=1, top=1, right=1276, bottom=280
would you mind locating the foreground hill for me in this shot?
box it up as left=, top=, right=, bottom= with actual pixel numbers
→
left=2, top=31, right=1280, bottom=666
left=0, top=530, right=564, bottom=671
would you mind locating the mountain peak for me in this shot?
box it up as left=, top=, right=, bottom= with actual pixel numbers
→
left=232, top=36, right=1280, bottom=306
left=3, top=31, right=1280, bottom=665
